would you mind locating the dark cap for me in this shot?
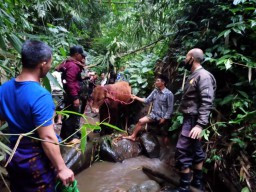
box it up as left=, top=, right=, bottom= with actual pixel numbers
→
left=70, top=45, right=87, bottom=57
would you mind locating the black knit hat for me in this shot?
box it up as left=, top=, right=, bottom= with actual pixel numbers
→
left=70, top=45, right=87, bottom=57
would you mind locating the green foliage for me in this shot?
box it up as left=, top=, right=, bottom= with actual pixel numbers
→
left=205, top=149, right=222, bottom=164
left=126, top=53, right=157, bottom=95
left=168, top=113, right=183, bottom=132
left=201, top=129, right=211, bottom=141
left=241, top=187, right=250, bottom=192
left=56, top=110, right=125, bottom=154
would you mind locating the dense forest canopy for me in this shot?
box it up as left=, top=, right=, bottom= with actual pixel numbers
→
left=0, top=0, right=256, bottom=191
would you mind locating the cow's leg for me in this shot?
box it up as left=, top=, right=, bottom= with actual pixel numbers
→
left=125, top=116, right=128, bottom=132
left=99, top=103, right=113, bottom=135
left=121, top=105, right=131, bottom=132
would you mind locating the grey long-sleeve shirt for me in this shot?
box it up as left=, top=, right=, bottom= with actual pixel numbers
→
left=145, top=88, right=174, bottom=120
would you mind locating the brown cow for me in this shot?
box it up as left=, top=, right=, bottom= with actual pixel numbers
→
left=91, top=81, right=133, bottom=135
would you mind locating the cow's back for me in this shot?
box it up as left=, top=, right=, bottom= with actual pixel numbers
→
left=105, top=81, right=131, bottom=103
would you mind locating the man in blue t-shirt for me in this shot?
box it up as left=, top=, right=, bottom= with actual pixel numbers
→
left=0, top=40, right=74, bottom=192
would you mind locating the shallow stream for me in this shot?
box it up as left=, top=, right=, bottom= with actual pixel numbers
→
left=76, top=155, right=172, bottom=192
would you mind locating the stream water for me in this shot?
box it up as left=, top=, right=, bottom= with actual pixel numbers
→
left=76, top=155, right=173, bottom=192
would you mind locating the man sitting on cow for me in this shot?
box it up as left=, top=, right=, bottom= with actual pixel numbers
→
left=123, top=74, right=174, bottom=142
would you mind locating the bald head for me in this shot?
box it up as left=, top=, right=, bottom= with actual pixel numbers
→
left=188, top=48, right=204, bottom=63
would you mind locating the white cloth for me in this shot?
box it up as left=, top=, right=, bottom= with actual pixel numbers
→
left=100, top=78, right=107, bottom=86
left=50, top=71, right=63, bottom=91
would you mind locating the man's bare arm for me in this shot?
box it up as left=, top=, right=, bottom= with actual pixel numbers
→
left=132, top=95, right=145, bottom=103
left=37, top=124, right=74, bottom=186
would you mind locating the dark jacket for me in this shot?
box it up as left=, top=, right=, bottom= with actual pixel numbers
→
left=56, top=58, right=84, bottom=100
left=179, top=67, right=216, bottom=127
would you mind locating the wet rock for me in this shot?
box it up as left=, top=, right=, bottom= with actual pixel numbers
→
left=112, top=138, right=142, bottom=160
left=128, top=180, right=160, bottom=192
left=140, top=133, right=160, bottom=158
left=100, top=137, right=142, bottom=162
left=61, top=142, right=94, bottom=174
left=100, top=138, right=122, bottom=162
left=128, top=185, right=140, bottom=192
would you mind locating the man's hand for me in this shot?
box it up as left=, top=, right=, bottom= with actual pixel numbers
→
left=159, top=118, right=166, bottom=125
left=189, top=125, right=202, bottom=139
left=131, top=94, right=137, bottom=100
left=57, top=166, right=75, bottom=186
left=73, top=99, right=80, bottom=107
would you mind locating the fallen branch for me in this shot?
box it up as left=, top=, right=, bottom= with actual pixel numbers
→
left=118, top=36, right=166, bottom=58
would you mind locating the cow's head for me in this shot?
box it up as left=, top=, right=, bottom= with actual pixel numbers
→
left=91, top=86, right=113, bottom=113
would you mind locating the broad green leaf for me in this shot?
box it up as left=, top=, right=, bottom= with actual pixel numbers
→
left=46, top=73, right=64, bottom=92
left=0, top=122, right=8, bottom=131
left=169, top=115, right=183, bottom=132
left=101, top=122, right=125, bottom=132
left=129, top=79, right=138, bottom=83
left=251, top=20, right=256, bottom=28
left=130, top=74, right=139, bottom=79
left=201, top=129, right=210, bottom=141
left=109, top=55, right=115, bottom=65
left=218, top=29, right=231, bottom=39
left=241, top=187, right=250, bottom=192
left=224, top=29, right=231, bottom=37
left=0, top=141, right=12, bottom=155
left=59, top=47, right=67, bottom=57
left=224, top=59, right=233, bottom=70
left=237, top=90, right=249, bottom=99
left=215, top=122, right=227, bottom=128
left=80, top=124, right=87, bottom=153
left=132, top=88, right=139, bottom=95
left=141, top=82, right=148, bottom=88
left=229, top=110, right=256, bottom=124
left=42, top=76, right=51, bottom=92
left=0, top=35, right=7, bottom=51
left=230, top=138, right=246, bottom=148
left=57, top=26, right=68, bottom=33
left=232, top=28, right=243, bottom=35
left=137, top=76, right=143, bottom=84
left=48, top=27, right=59, bottom=34
left=6, top=33, right=22, bottom=53
left=233, top=0, right=246, bottom=5
left=0, top=153, right=5, bottom=162
left=219, top=95, right=234, bottom=105
left=142, top=67, right=151, bottom=73
left=141, top=59, right=149, bottom=66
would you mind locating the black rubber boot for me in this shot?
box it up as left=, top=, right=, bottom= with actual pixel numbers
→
left=161, top=173, right=192, bottom=192
left=191, top=169, right=204, bottom=191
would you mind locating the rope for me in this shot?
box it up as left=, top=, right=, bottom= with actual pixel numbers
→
left=105, top=95, right=135, bottom=105
left=102, top=86, right=135, bottom=105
